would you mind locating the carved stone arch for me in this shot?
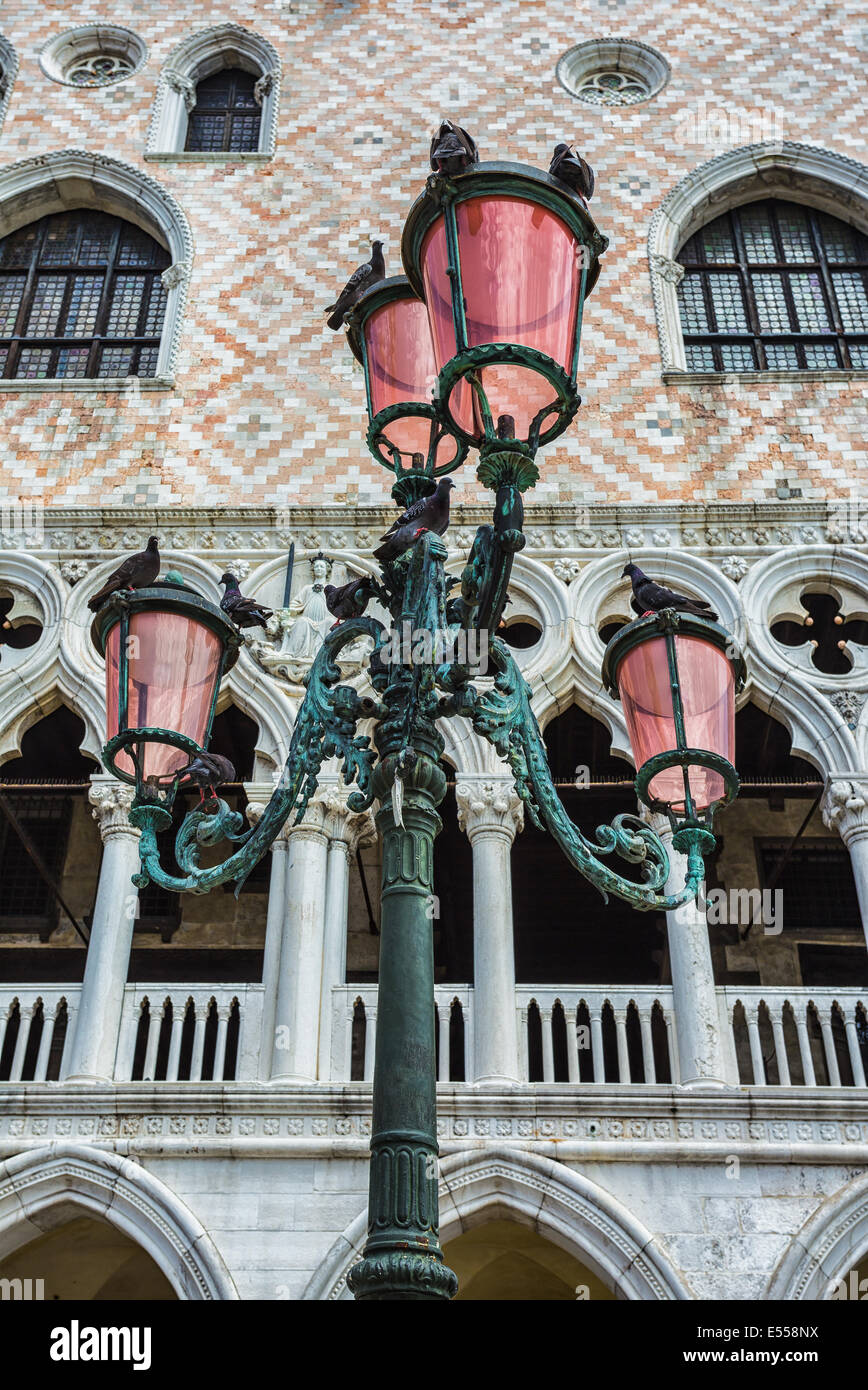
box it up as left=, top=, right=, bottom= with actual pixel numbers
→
left=147, top=23, right=281, bottom=158
left=767, top=1171, right=868, bottom=1300
left=0, top=32, right=19, bottom=134
left=740, top=545, right=865, bottom=771
left=648, top=141, right=868, bottom=369
left=0, top=1143, right=238, bottom=1300
left=0, top=149, right=193, bottom=378
left=303, top=1146, right=692, bottom=1300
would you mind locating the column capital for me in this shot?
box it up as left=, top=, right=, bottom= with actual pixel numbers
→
left=88, top=775, right=139, bottom=842
left=316, top=781, right=377, bottom=851
left=455, top=776, right=524, bottom=842
left=822, top=777, right=868, bottom=845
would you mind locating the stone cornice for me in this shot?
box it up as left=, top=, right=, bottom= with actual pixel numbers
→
left=1, top=1083, right=868, bottom=1165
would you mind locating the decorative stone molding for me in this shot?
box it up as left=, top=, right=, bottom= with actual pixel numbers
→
left=0, top=1143, right=238, bottom=1300
left=88, top=778, right=139, bottom=842
left=822, top=778, right=868, bottom=845
left=0, top=150, right=193, bottom=379
left=720, top=555, right=749, bottom=582
left=648, top=142, right=868, bottom=371
left=828, top=691, right=866, bottom=731
left=147, top=23, right=281, bottom=159
left=456, top=777, right=524, bottom=841
left=161, top=259, right=192, bottom=291
left=0, top=34, right=19, bottom=134
left=317, top=783, right=377, bottom=851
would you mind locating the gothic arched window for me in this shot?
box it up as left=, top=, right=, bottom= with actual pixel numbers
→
left=0, top=210, right=170, bottom=380
left=184, top=68, right=261, bottom=152
left=676, top=199, right=868, bottom=371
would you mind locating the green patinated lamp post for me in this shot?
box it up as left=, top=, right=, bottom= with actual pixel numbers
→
left=91, top=157, right=744, bottom=1301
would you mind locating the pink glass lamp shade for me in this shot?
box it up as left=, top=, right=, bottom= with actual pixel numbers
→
left=419, top=195, right=583, bottom=442
left=105, top=611, right=223, bottom=780
left=91, top=580, right=241, bottom=790
left=347, top=276, right=466, bottom=477
left=603, top=613, right=743, bottom=823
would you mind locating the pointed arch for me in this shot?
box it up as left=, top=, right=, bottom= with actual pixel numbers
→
left=302, top=1146, right=691, bottom=1300
left=0, top=150, right=193, bottom=378
left=767, top=1171, right=868, bottom=1300
left=147, top=23, right=281, bottom=159
left=0, top=1144, right=238, bottom=1299
left=648, top=141, right=868, bottom=370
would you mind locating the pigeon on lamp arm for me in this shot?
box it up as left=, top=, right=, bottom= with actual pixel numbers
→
left=549, top=143, right=595, bottom=203
left=219, top=573, right=273, bottom=630
left=87, top=536, right=161, bottom=612
left=373, top=478, right=455, bottom=563
left=325, top=241, right=385, bottom=330
left=324, top=575, right=379, bottom=623
left=622, top=562, right=719, bottom=622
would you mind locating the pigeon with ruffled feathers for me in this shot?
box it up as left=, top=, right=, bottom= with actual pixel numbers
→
left=429, top=120, right=478, bottom=175
left=325, top=241, right=385, bottom=330
left=549, top=143, right=595, bottom=202
left=87, top=536, right=160, bottom=612
left=220, top=573, right=273, bottom=630
left=622, top=563, right=719, bottom=621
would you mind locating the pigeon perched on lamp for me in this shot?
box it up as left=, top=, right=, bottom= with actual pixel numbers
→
left=324, top=575, right=378, bottom=622
left=170, top=751, right=236, bottom=807
left=87, top=537, right=161, bottom=612
left=373, top=478, right=455, bottom=563
left=325, top=241, right=385, bottom=330
left=549, top=143, right=595, bottom=203
left=219, top=574, right=273, bottom=630
left=429, top=120, right=478, bottom=175
left=622, top=563, right=719, bottom=622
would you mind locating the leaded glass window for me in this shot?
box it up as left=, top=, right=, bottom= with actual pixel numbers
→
left=677, top=200, right=868, bottom=371
left=0, top=211, right=170, bottom=380
left=185, top=68, right=261, bottom=153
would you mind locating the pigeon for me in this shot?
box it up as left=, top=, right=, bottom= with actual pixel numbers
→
left=373, top=478, right=455, bottom=562
left=219, top=574, right=273, bottom=630
left=549, top=143, right=595, bottom=202
left=325, top=241, right=385, bottom=330
left=429, top=120, right=478, bottom=175
left=87, top=536, right=160, bottom=612
left=173, top=751, right=236, bottom=805
left=622, top=563, right=719, bottom=622
left=324, top=576, right=377, bottom=622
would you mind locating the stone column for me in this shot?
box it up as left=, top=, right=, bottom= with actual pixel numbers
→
left=651, top=813, right=731, bottom=1088
left=64, top=776, right=141, bottom=1083
left=270, top=797, right=330, bottom=1082
left=317, top=783, right=376, bottom=1081
left=455, top=776, right=523, bottom=1084
left=245, top=783, right=292, bottom=1081
left=822, top=779, right=868, bottom=951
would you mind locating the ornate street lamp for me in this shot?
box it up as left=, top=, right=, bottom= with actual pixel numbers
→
left=91, top=151, right=743, bottom=1302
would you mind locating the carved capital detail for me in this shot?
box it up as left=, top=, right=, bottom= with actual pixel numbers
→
left=253, top=71, right=274, bottom=107
left=161, top=259, right=191, bottom=290
left=822, top=779, right=868, bottom=844
left=455, top=777, right=524, bottom=842
left=88, top=779, right=140, bottom=841
left=164, top=69, right=196, bottom=112
left=649, top=252, right=685, bottom=286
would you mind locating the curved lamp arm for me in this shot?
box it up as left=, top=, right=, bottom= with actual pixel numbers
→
left=130, top=616, right=387, bottom=897
left=464, top=637, right=714, bottom=912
